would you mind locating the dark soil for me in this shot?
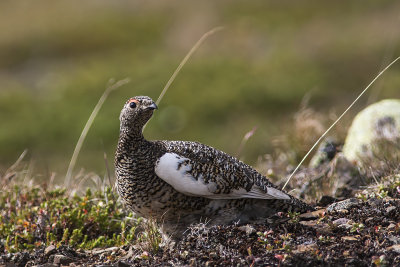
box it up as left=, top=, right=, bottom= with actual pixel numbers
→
left=2, top=197, right=399, bottom=267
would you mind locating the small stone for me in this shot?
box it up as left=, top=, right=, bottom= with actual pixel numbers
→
left=341, top=236, right=358, bottom=242
left=336, top=219, right=353, bottom=230
left=294, top=243, right=318, bottom=253
left=300, top=221, right=316, bottom=227
left=338, top=224, right=352, bottom=230
left=91, top=247, right=119, bottom=255
left=299, top=209, right=325, bottom=220
left=189, top=258, right=196, bottom=266
left=238, top=225, right=256, bottom=235
left=53, top=254, right=74, bottom=265
left=180, top=250, right=189, bottom=259
left=209, top=252, right=218, bottom=259
left=309, top=139, right=338, bottom=168
left=389, top=235, right=400, bottom=244
left=333, top=218, right=349, bottom=225
left=44, top=245, right=56, bottom=256
left=327, top=198, right=360, bottom=213
left=367, top=198, right=382, bottom=207
left=337, top=209, right=349, bottom=214
left=365, top=217, right=374, bottom=224
left=386, top=206, right=396, bottom=213
left=388, top=244, right=400, bottom=253
left=300, top=221, right=331, bottom=234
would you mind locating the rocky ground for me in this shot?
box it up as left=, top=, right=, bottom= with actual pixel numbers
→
left=2, top=195, right=399, bottom=267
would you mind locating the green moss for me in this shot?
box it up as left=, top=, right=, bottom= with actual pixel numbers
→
left=0, top=184, right=145, bottom=252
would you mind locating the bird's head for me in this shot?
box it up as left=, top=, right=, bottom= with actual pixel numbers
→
left=119, top=96, right=158, bottom=131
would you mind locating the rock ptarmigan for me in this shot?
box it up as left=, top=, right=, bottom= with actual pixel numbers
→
left=115, top=96, right=313, bottom=237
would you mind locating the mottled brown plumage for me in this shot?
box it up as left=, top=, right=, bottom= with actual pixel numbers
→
left=115, top=96, right=313, bottom=237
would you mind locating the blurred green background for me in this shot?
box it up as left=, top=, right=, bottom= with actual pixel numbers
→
left=1, top=0, right=400, bottom=179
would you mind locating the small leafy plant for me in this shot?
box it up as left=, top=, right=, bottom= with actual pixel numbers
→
left=0, top=183, right=144, bottom=253
left=350, top=223, right=364, bottom=233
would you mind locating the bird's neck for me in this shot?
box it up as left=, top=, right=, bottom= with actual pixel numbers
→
left=118, top=125, right=146, bottom=147
left=116, top=126, right=155, bottom=174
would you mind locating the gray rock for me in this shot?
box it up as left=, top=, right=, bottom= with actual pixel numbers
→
left=300, top=221, right=332, bottom=234
left=386, top=206, right=396, bottom=213
left=365, top=217, right=375, bottom=224
left=332, top=218, right=350, bottom=225
left=294, top=243, right=318, bottom=253
left=343, top=99, right=400, bottom=163
left=238, top=225, right=256, bottom=235
left=299, top=209, right=326, bottom=220
left=367, top=198, right=382, bottom=207
left=309, top=138, right=338, bottom=168
left=334, top=218, right=353, bottom=230
left=53, top=254, right=74, bottom=265
left=389, top=235, right=400, bottom=244
left=326, top=198, right=360, bottom=213
left=209, top=252, right=218, bottom=259
left=44, top=245, right=56, bottom=256
left=338, top=224, right=353, bottom=230
left=388, top=244, right=400, bottom=253
left=91, top=247, right=119, bottom=255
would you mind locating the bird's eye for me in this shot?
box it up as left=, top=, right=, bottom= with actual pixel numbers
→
left=129, top=102, right=137, bottom=108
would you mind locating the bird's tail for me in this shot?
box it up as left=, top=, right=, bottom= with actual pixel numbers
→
left=280, top=194, right=315, bottom=213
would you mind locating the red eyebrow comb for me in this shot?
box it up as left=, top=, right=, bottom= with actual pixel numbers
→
left=128, top=98, right=139, bottom=104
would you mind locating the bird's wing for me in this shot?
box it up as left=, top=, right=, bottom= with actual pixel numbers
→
left=154, top=141, right=291, bottom=200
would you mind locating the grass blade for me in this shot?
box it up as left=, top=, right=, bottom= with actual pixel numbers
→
left=65, top=78, right=130, bottom=188
left=142, top=26, right=224, bottom=132
left=155, top=26, right=224, bottom=106
left=235, top=126, right=258, bottom=158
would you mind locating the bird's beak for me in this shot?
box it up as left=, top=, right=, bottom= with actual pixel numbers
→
left=148, top=102, right=158, bottom=110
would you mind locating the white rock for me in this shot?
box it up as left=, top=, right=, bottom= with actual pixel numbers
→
left=343, top=99, right=400, bottom=163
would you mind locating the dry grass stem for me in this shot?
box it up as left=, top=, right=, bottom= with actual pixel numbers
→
left=235, top=126, right=258, bottom=158
left=65, top=78, right=130, bottom=189
left=143, top=26, right=224, bottom=131
left=282, top=56, right=400, bottom=190
left=155, top=26, right=224, bottom=106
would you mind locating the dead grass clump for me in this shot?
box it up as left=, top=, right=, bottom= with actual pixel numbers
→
left=136, top=218, right=162, bottom=254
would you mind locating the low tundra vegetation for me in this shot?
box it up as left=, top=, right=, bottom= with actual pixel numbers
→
left=0, top=176, right=161, bottom=254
